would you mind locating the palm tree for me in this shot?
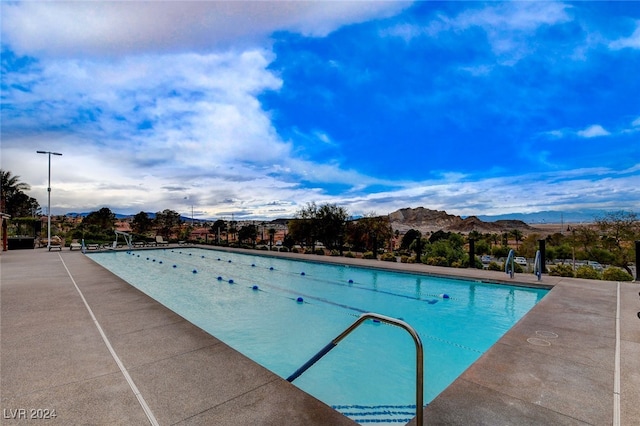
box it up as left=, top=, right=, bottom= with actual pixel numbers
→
left=1, top=169, right=31, bottom=213
left=268, top=228, right=276, bottom=250
left=510, top=229, right=524, bottom=249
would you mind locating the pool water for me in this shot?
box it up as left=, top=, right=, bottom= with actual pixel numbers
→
left=87, top=248, right=547, bottom=424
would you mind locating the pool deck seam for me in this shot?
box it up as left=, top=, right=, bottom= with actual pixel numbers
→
left=58, top=252, right=160, bottom=426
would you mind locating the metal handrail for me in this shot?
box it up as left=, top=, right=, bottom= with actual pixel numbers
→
left=505, top=249, right=515, bottom=278
left=534, top=250, right=542, bottom=281
left=286, top=312, right=424, bottom=425
left=114, top=230, right=133, bottom=249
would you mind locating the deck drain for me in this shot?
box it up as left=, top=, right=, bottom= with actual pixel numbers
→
left=527, top=337, right=551, bottom=346
left=536, top=331, right=558, bottom=339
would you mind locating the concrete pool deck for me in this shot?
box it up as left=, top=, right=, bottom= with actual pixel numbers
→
left=1, top=246, right=638, bottom=425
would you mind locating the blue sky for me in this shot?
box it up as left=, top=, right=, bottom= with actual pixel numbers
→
left=1, top=1, right=639, bottom=221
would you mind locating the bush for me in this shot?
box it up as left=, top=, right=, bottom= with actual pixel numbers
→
left=426, top=256, right=448, bottom=267
left=330, top=249, right=341, bottom=256
left=258, top=246, right=268, bottom=251
left=344, top=251, right=355, bottom=258
left=575, top=266, right=601, bottom=280
left=291, top=247, right=299, bottom=253
left=549, top=264, right=575, bottom=277
left=304, top=248, right=314, bottom=254
left=488, top=261, right=502, bottom=271
left=314, top=248, right=325, bottom=255
left=380, top=252, right=396, bottom=262
left=400, top=255, right=411, bottom=263
left=362, top=251, right=376, bottom=259
left=492, top=246, right=509, bottom=258
left=602, top=267, right=633, bottom=281
left=279, top=247, right=289, bottom=252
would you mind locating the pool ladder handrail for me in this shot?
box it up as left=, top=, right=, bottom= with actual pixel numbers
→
left=505, top=249, right=515, bottom=278
left=286, top=312, right=424, bottom=425
left=534, top=250, right=542, bottom=281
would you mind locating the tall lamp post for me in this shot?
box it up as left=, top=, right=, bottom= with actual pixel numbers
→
left=36, top=150, right=63, bottom=250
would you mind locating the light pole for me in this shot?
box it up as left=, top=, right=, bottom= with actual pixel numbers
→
left=36, top=150, right=62, bottom=250
left=184, top=196, right=194, bottom=226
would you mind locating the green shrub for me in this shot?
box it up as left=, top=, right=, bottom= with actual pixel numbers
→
left=330, top=249, right=341, bottom=256
left=279, top=247, right=289, bottom=252
left=291, top=247, right=299, bottom=253
left=258, top=246, right=268, bottom=251
left=602, top=267, right=633, bottom=282
left=314, top=248, right=325, bottom=255
left=304, top=248, right=314, bottom=254
left=575, top=266, right=601, bottom=280
left=380, top=252, right=396, bottom=262
left=400, top=255, right=410, bottom=263
left=426, top=256, right=448, bottom=267
left=344, top=251, right=355, bottom=258
left=488, top=261, right=502, bottom=271
left=362, top=251, right=376, bottom=259
left=549, top=264, right=575, bottom=277
left=492, top=246, right=509, bottom=258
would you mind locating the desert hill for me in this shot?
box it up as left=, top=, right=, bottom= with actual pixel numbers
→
left=388, top=207, right=535, bottom=235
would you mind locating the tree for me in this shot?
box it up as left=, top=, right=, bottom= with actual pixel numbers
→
left=1, top=169, right=39, bottom=217
left=228, top=219, right=238, bottom=242
left=6, top=191, right=41, bottom=217
left=287, top=218, right=315, bottom=249
left=316, top=203, right=348, bottom=251
left=83, top=207, right=116, bottom=231
left=131, top=211, right=152, bottom=235
left=468, top=230, right=482, bottom=241
left=154, top=209, right=181, bottom=238
left=409, top=237, right=425, bottom=263
left=345, top=219, right=367, bottom=253
left=210, top=219, right=226, bottom=244
left=268, top=227, right=276, bottom=250
left=572, top=225, right=599, bottom=257
left=400, top=229, right=422, bottom=251
left=357, top=213, right=393, bottom=254
left=596, top=211, right=639, bottom=274
left=238, top=224, right=258, bottom=246
left=429, top=230, right=451, bottom=243
left=288, top=203, right=320, bottom=250
left=509, top=229, right=523, bottom=249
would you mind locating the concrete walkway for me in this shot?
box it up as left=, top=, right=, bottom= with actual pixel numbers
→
left=1, top=247, right=639, bottom=425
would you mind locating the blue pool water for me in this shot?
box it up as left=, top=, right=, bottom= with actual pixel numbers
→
left=87, top=248, right=547, bottom=424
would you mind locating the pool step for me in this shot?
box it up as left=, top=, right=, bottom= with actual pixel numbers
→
left=333, top=404, right=416, bottom=424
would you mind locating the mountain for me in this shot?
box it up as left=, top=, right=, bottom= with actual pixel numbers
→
left=388, top=207, right=534, bottom=234
left=474, top=210, right=604, bottom=224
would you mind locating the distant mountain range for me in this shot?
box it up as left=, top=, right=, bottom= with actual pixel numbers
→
left=472, top=209, right=605, bottom=224
left=65, top=207, right=606, bottom=228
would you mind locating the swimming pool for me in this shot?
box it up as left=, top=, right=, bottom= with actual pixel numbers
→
left=87, top=248, right=547, bottom=424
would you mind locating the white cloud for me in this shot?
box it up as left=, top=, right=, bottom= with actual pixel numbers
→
left=1, top=1, right=411, bottom=57
left=456, top=2, right=572, bottom=63
left=609, top=20, right=640, bottom=50
left=2, top=46, right=391, bottom=218
left=342, top=166, right=640, bottom=218
left=632, top=117, right=640, bottom=127
left=576, top=124, right=610, bottom=138
left=382, top=2, right=572, bottom=64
